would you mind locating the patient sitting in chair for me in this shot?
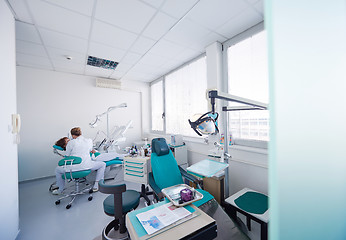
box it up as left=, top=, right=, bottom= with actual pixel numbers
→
left=53, top=127, right=106, bottom=195
left=55, top=137, right=127, bottom=161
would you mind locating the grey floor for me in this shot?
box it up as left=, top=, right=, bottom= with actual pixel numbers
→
left=17, top=166, right=261, bottom=240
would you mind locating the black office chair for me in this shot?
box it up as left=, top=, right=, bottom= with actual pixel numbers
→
left=98, top=180, right=141, bottom=239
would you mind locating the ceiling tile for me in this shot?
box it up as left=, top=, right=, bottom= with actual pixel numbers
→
left=173, top=48, right=202, bottom=63
left=216, top=8, right=262, bottom=39
left=16, top=40, right=47, bottom=57
left=113, top=62, right=133, bottom=73
left=52, top=60, right=85, bottom=74
left=122, top=71, right=157, bottom=82
left=8, top=0, right=34, bottom=23
left=131, top=63, right=161, bottom=75
left=161, top=0, right=199, bottom=19
left=110, top=70, right=126, bottom=79
left=139, top=53, right=169, bottom=67
left=142, top=12, right=177, bottom=40
left=85, top=65, right=114, bottom=78
left=95, top=0, right=156, bottom=34
left=46, top=46, right=86, bottom=64
left=160, top=58, right=183, bottom=73
left=15, top=21, right=42, bottom=44
left=130, top=36, right=156, bottom=54
left=121, top=52, right=142, bottom=65
left=16, top=53, right=53, bottom=69
left=141, top=0, right=165, bottom=9
left=27, top=0, right=91, bottom=39
left=164, top=18, right=211, bottom=47
left=39, top=28, right=88, bottom=53
left=187, top=0, right=248, bottom=30
left=148, top=39, right=185, bottom=59
left=88, top=42, right=127, bottom=63
left=91, top=20, right=138, bottom=50
left=44, top=0, right=94, bottom=16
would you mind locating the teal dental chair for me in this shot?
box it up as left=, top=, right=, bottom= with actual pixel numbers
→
left=149, top=138, right=250, bottom=240
left=54, top=156, right=93, bottom=209
left=149, top=138, right=206, bottom=202
left=98, top=180, right=141, bottom=238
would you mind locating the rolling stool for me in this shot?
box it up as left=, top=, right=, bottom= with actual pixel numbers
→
left=99, top=180, right=141, bottom=239
left=224, top=188, right=269, bottom=240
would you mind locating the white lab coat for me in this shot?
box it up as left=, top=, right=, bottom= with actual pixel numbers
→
left=64, top=135, right=93, bottom=171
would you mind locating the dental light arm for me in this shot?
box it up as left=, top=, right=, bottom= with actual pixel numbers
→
left=208, top=90, right=268, bottom=114
left=207, top=90, right=268, bottom=198
left=89, top=103, right=127, bottom=129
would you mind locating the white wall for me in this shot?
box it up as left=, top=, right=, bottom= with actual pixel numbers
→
left=266, top=0, right=346, bottom=239
left=17, top=67, right=150, bottom=181
left=0, top=0, right=19, bottom=238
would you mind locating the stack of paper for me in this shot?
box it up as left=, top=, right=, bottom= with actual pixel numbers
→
left=136, top=202, right=192, bottom=235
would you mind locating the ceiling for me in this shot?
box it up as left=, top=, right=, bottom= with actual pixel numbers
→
left=8, top=0, right=263, bottom=83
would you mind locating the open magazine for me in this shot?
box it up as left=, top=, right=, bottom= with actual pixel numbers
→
left=136, top=202, right=192, bottom=235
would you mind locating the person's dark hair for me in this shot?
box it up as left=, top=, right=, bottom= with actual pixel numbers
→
left=70, top=127, right=82, bottom=137
left=55, top=137, right=69, bottom=150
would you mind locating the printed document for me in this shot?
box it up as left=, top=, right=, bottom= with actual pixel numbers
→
left=136, top=202, right=192, bottom=235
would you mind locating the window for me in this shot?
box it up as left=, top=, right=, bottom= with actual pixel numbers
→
left=226, top=30, right=269, bottom=141
left=165, top=56, right=208, bottom=137
left=150, top=79, right=164, bottom=132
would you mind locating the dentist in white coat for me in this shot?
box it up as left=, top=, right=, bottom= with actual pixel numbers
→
left=53, top=127, right=106, bottom=194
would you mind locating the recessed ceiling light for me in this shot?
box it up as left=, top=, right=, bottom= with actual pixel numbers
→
left=87, top=56, right=118, bottom=70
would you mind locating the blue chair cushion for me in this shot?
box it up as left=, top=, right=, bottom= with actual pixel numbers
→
left=62, top=170, right=91, bottom=179
left=53, top=145, right=64, bottom=151
left=105, top=159, right=123, bottom=167
left=103, top=190, right=140, bottom=215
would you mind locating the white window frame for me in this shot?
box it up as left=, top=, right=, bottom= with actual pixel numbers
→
left=150, top=77, right=165, bottom=134
left=222, top=22, right=268, bottom=149
left=150, top=54, right=208, bottom=139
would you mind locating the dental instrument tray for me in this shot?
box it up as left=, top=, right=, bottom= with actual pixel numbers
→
left=162, top=184, right=203, bottom=207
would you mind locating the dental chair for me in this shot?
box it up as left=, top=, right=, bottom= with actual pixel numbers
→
left=149, top=138, right=206, bottom=202
left=54, top=156, right=93, bottom=209
left=149, top=138, right=250, bottom=240
left=90, top=151, right=123, bottom=181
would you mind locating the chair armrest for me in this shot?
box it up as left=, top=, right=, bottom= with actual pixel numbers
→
left=178, top=166, right=203, bottom=189
left=148, top=172, right=164, bottom=200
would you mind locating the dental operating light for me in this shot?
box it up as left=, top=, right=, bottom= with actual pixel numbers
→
left=188, top=112, right=219, bottom=136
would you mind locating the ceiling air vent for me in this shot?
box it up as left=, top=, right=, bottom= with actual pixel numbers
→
left=87, top=56, right=118, bottom=70
left=96, top=78, right=122, bottom=89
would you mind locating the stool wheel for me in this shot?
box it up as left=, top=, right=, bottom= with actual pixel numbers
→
left=55, top=200, right=60, bottom=205
left=66, top=204, right=71, bottom=209
left=89, top=189, right=93, bottom=194
left=88, top=196, right=93, bottom=201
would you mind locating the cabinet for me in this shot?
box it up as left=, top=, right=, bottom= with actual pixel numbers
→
left=123, top=156, right=151, bottom=185
left=169, top=144, right=188, bottom=170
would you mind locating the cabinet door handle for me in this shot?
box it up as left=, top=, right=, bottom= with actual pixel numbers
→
left=125, top=172, right=144, bottom=177
left=125, top=168, right=144, bottom=174
left=125, top=164, right=143, bottom=169
left=125, top=161, right=144, bottom=165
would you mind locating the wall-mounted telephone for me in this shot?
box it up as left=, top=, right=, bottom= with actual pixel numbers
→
left=12, top=114, right=21, bottom=134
